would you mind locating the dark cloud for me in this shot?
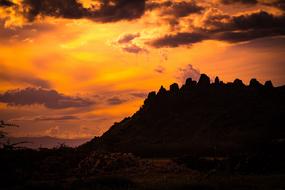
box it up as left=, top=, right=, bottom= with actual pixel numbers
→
left=147, top=1, right=204, bottom=18
left=220, top=0, right=258, bottom=5
left=213, top=11, right=285, bottom=42
left=201, top=10, right=285, bottom=33
left=130, top=92, right=147, bottom=98
left=0, top=66, right=51, bottom=88
left=23, top=0, right=85, bottom=21
left=154, top=65, right=166, bottom=74
left=219, top=0, right=285, bottom=11
left=150, top=32, right=207, bottom=48
left=122, top=44, right=147, bottom=54
left=91, top=0, right=146, bottom=22
left=114, top=32, right=147, bottom=54
left=107, top=97, right=127, bottom=105
left=161, top=1, right=204, bottom=18
left=150, top=11, right=285, bottom=48
left=146, top=1, right=172, bottom=10
left=214, top=28, right=285, bottom=43
left=0, top=0, right=15, bottom=7
left=146, top=0, right=203, bottom=29
left=0, top=88, right=94, bottom=109
left=34, top=115, right=79, bottom=121
left=230, top=11, right=285, bottom=31
left=22, top=0, right=146, bottom=23
left=117, top=33, right=140, bottom=44
left=200, top=8, right=231, bottom=30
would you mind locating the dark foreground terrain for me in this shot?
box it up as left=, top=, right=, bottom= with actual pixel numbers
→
left=1, top=74, right=285, bottom=190
left=1, top=147, right=285, bottom=190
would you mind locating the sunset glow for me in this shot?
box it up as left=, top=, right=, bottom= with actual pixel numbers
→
left=0, top=0, right=284, bottom=139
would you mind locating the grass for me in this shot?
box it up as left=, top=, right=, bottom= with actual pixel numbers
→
left=5, top=172, right=285, bottom=190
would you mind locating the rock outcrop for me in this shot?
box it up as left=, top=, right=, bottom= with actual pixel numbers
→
left=197, top=74, right=210, bottom=88
left=265, top=80, right=274, bottom=88
left=249, top=78, right=263, bottom=88
left=82, top=74, right=285, bottom=157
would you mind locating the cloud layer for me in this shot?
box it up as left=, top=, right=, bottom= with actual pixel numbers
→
left=34, top=115, right=79, bottom=121
left=113, top=33, right=148, bottom=54
left=0, top=87, right=93, bottom=109
left=0, top=0, right=15, bottom=7
left=150, top=10, right=285, bottom=48
left=147, top=1, right=204, bottom=18
left=2, top=0, right=146, bottom=24
left=1, top=0, right=285, bottom=48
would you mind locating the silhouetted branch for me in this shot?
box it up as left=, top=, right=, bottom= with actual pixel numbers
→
left=0, top=120, right=19, bottom=128
left=2, top=140, right=32, bottom=150
left=0, top=120, right=19, bottom=139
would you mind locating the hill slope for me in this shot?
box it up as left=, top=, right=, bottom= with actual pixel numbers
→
left=83, top=74, right=285, bottom=157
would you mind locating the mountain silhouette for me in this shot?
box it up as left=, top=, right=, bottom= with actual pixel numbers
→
left=82, top=74, right=285, bottom=157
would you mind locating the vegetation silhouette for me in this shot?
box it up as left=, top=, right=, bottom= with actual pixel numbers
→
left=0, top=120, right=18, bottom=138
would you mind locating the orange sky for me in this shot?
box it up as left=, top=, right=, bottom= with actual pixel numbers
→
left=0, top=0, right=285, bottom=139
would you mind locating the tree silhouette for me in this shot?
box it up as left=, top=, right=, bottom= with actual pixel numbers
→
left=0, top=120, right=19, bottom=138
left=0, top=120, right=30, bottom=150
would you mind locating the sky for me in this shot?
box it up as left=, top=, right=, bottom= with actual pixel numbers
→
left=0, top=0, right=285, bottom=139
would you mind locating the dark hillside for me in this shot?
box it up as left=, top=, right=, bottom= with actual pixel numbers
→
left=83, top=74, right=285, bottom=157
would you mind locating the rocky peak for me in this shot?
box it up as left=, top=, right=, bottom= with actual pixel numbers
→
left=249, top=78, right=263, bottom=88
left=144, top=91, right=156, bottom=105
left=158, top=86, right=167, bottom=95
left=214, top=77, right=220, bottom=85
left=170, top=83, right=179, bottom=94
left=265, top=80, right=274, bottom=88
left=197, top=74, right=210, bottom=88
left=233, top=79, right=245, bottom=88
left=185, top=78, right=193, bottom=86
